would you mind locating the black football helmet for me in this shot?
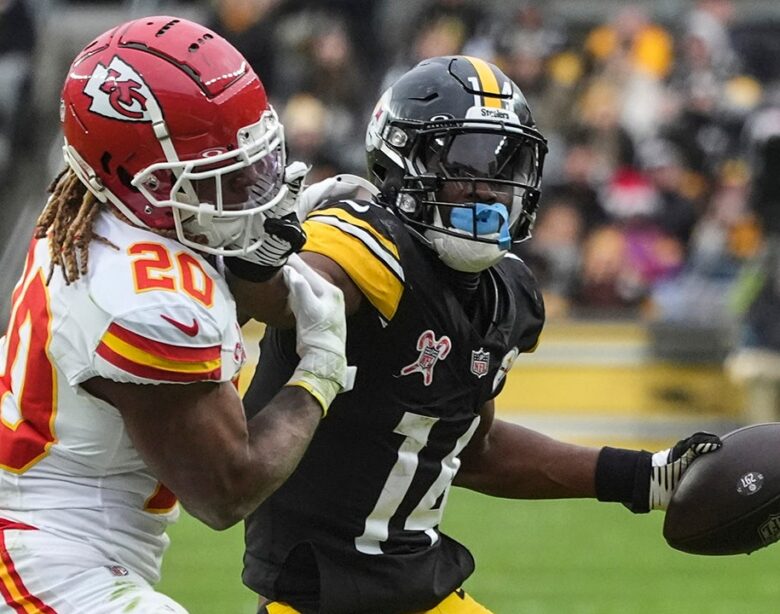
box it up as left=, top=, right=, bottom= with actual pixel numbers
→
left=366, top=55, right=547, bottom=271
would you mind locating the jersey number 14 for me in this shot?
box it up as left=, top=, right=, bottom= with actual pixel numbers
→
left=355, top=412, right=480, bottom=555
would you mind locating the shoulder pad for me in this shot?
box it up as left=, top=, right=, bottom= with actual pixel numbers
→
left=303, top=200, right=406, bottom=321
left=93, top=306, right=241, bottom=384
left=500, top=253, right=545, bottom=320
left=79, top=216, right=242, bottom=384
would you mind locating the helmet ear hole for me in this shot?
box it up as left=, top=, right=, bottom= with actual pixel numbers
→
left=100, top=152, right=112, bottom=175
left=371, top=163, right=386, bottom=183
left=117, top=166, right=140, bottom=193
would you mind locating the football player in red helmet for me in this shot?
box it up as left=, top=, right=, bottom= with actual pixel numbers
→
left=57, top=14, right=299, bottom=259
left=0, top=15, right=348, bottom=612
left=232, top=56, right=722, bottom=613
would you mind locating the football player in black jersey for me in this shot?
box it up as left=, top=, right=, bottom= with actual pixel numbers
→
left=226, top=56, right=722, bottom=614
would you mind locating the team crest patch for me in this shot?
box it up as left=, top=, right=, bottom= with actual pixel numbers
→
left=83, top=55, right=161, bottom=122
left=470, top=348, right=490, bottom=378
left=492, top=347, right=519, bottom=392
left=399, top=330, right=451, bottom=386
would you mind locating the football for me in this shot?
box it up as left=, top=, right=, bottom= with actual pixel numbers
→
left=663, top=422, right=780, bottom=555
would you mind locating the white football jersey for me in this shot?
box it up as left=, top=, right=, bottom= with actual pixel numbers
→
left=0, top=210, right=245, bottom=584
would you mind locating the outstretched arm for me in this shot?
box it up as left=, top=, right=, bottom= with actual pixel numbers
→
left=454, top=401, right=599, bottom=498
left=455, top=401, right=721, bottom=512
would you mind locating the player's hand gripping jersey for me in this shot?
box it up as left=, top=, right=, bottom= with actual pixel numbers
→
left=0, top=211, right=244, bottom=584
left=242, top=199, right=545, bottom=613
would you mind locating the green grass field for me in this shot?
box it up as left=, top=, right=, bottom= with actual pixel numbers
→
left=158, top=489, right=780, bottom=614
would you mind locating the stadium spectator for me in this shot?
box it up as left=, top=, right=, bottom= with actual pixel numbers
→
left=685, top=0, right=741, bottom=79
left=205, top=0, right=284, bottom=94
left=583, top=4, right=674, bottom=141
left=495, top=3, right=567, bottom=64
left=380, top=11, right=470, bottom=92
left=283, top=12, right=369, bottom=173
left=638, top=138, right=700, bottom=246
left=517, top=190, right=584, bottom=317
left=232, top=56, right=721, bottom=614
left=0, top=15, right=350, bottom=612
left=573, top=81, right=636, bottom=182
left=649, top=158, right=754, bottom=327
left=401, top=0, right=488, bottom=54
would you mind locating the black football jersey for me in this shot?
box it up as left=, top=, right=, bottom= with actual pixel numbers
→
left=242, top=200, right=545, bottom=614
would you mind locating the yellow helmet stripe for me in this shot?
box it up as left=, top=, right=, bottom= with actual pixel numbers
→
left=464, top=56, right=501, bottom=108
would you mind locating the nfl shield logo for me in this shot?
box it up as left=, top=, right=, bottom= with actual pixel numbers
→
left=470, top=349, right=490, bottom=378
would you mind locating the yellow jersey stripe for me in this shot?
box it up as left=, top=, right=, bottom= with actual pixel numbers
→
left=465, top=56, right=501, bottom=108
left=265, top=601, right=302, bottom=613
left=303, top=222, right=404, bottom=320
left=101, top=331, right=222, bottom=374
left=309, top=207, right=400, bottom=260
left=305, top=214, right=404, bottom=283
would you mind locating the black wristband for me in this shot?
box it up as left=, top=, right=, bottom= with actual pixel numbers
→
left=224, top=256, right=283, bottom=283
left=595, top=446, right=652, bottom=513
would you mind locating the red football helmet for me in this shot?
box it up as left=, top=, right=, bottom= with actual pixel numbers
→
left=60, top=15, right=287, bottom=255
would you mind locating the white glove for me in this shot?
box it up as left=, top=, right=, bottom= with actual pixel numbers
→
left=224, top=161, right=309, bottom=282
left=596, top=432, right=722, bottom=513
left=647, top=432, right=722, bottom=511
left=296, top=174, right=380, bottom=221
left=283, top=254, right=355, bottom=414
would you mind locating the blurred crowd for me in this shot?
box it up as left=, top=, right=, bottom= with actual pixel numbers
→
left=2, top=0, right=780, bottom=329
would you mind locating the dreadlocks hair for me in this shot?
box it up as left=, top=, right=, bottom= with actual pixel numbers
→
left=34, top=167, right=205, bottom=285
left=34, top=168, right=115, bottom=285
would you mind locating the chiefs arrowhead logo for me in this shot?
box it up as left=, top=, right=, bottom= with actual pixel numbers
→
left=83, top=55, right=161, bottom=122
